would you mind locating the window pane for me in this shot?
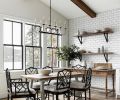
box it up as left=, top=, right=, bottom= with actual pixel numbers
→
left=47, top=48, right=52, bottom=67
left=47, top=34, right=51, bottom=47
left=26, top=47, right=33, bottom=68
left=13, top=23, right=21, bottom=45
left=25, top=25, right=32, bottom=46
left=3, top=21, right=12, bottom=44
left=52, top=35, right=57, bottom=47
left=58, top=36, right=61, bottom=47
left=14, top=47, right=22, bottom=69
left=53, top=49, right=58, bottom=67
left=34, top=48, right=41, bottom=67
left=4, top=46, right=13, bottom=69
left=33, top=26, right=40, bottom=46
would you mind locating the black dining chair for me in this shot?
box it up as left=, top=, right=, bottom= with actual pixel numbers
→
left=42, top=66, right=53, bottom=73
left=25, top=66, right=55, bottom=99
left=72, top=64, right=87, bottom=82
left=25, top=67, right=40, bottom=99
left=5, top=68, right=36, bottom=100
left=70, top=68, right=92, bottom=100
left=44, top=69, right=71, bottom=100
left=25, top=67, right=38, bottom=75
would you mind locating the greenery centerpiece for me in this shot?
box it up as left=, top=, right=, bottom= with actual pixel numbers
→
left=56, top=44, right=82, bottom=67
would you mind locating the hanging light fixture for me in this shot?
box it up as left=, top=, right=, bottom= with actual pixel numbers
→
left=41, top=0, right=61, bottom=35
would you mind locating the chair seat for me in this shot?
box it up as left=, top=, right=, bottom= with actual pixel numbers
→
left=32, top=82, right=41, bottom=89
left=71, top=80, right=82, bottom=83
left=12, top=87, right=36, bottom=95
left=48, top=80, right=57, bottom=85
left=71, top=77, right=83, bottom=82
left=44, top=85, right=69, bottom=93
left=71, top=82, right=86, bottom=90
left=32, top=81, right=57, bottom=89
left=12, top=92, right=34, bottom=96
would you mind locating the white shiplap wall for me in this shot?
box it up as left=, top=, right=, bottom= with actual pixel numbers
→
left=0, top=71, right=25, bottom=99
left=69, top=9, right=120, bottom=88
left=0, top=72, right=7, bottom=98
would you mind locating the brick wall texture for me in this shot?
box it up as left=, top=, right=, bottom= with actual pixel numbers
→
left=69, top=9, right=120, bottom=88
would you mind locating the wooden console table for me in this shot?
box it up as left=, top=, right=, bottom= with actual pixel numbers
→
left=66, top=68, right=115, bottom=97
left=55, top=68, right=115, bottom=97
left=90, top=69, right=115, bottom=97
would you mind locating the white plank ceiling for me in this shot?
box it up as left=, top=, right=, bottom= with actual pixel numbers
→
left=40, top=0, right=120, bottom=19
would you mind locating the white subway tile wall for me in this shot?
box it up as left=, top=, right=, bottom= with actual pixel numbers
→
left=69, top=9, right=120, bottom=88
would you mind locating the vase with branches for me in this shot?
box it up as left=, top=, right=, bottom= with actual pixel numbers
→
left=56, top=44, right=82, bottom=67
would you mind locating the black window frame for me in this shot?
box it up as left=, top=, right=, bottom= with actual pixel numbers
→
left=25, top=23, right=42, bottom=68
left=42, top=28, right=62, bottom=68
left=3, top=19, right=23, bottom=70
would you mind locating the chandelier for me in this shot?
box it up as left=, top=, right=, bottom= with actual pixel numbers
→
left=41, top=0, right=63, bottom=35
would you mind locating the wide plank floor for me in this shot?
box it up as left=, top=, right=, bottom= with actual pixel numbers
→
left=1, top=89, right=120, bottom=100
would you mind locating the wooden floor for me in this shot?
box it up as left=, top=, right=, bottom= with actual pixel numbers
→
left=1, top=89, right=120, bottom=100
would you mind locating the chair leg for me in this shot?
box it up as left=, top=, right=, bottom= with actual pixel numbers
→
left=85, top=91, right=87, bottom=100
left=45, top=93, right=47, bottom=99
left=63, top=94, right=65, bottom=100
left=53, top=94, right=54, bottom=100
left=74, top=90, right=75, bottom=100
left=7, top=94, right=9, bottom=100
left=89, top=88, right=91, bottom=100
left=56, top=94, right=58, bottom=100
left=37, top=90, right=38, bottom=99
left=48, top=93, right=49, bottom=100
left=34, top=95, right=36, bottom=100
left=26, top=97, right=29, bottom=100
left=79, top=92, right=82, bottom=100
left=10, top=97, right=13, bottom=100
left=68, top=91, right=70, bottom=100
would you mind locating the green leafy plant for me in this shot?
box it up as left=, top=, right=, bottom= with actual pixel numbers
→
left=56, top=45, right=82, bottom=66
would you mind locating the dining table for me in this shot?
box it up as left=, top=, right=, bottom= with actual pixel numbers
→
left=21, top=70, right=83, bottom=100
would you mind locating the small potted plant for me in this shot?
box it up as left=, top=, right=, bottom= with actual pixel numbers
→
left=56, top=44, right=82, bottom=67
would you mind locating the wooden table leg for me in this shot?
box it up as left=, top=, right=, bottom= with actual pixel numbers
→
left=112, top=74, right=115, bottom=95
left=40, top=81, right=45, bottom=100
left=105, top=76, right=108, bottom=98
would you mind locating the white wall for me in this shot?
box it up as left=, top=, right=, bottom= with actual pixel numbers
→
left=69, top=9, right=120, bottom=88
left=0, top=0, right=69, bottom=70
left=0, top=0, right=66, bottom=23
left=0, top=16, right=3, bottom=72
left=0, top=0, right=68, bottom=98
left=0, top=71, right=25, bottom=98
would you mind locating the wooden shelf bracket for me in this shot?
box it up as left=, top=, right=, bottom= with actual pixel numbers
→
left=78, top=36, right=83, bottom=44
left=79, top=56, right=82, bottom=61
left=103, top=53, right=109, bottom=62
left=104, top=33, right=109, bottom=42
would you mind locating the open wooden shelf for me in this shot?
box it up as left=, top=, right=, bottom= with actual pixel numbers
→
left=74, top=30, right=113, bottom=37
left=82, top=52, right=113, bottom=55
left=80, top=52, right=113, bottom=62
left=74, top=29, right=113, bottom=44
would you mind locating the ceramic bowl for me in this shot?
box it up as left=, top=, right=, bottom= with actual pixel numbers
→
left=38, top=69, right=51, bottom=76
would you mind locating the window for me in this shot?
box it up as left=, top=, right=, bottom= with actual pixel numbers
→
left=46, top=32, right=61, bottom=68
left=3, top=20, right=23, bottom=70
left=3, top=19, right=61, bottom=70
left=25, top=24, right=42, bottom=68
